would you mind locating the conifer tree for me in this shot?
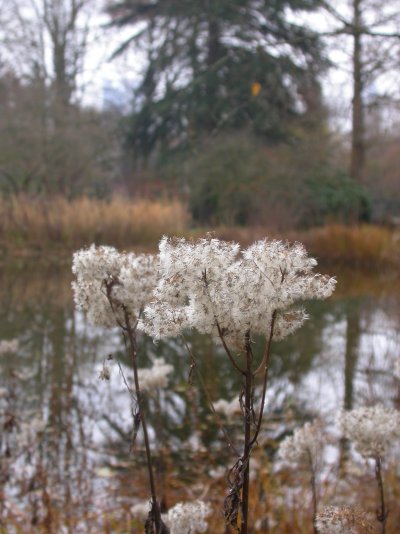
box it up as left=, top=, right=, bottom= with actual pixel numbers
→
left=107, top=0, right=326, bottom=158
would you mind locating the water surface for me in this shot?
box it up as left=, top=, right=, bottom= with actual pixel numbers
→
left=1, top=260, right=399, bottom=531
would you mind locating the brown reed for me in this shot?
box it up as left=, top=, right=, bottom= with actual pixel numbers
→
left=0, top=195, right=189, bottom=252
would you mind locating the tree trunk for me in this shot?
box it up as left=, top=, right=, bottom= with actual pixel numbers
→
left=205, top=2, right=221, bottom=130
left=339, top=306, right=361, bottom=470
left=350, top=0, right=365, bottom=184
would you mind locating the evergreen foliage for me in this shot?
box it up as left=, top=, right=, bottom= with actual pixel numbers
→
left=107, top=0, right=326, bottom=158
left=185, top=133, right=370, bottom=227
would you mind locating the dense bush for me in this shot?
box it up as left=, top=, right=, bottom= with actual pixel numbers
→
left=185, top=133, right=371, bottom=229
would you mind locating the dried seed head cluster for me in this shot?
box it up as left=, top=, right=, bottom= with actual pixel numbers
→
left=130, top=500, right=151, bottom=519
left=140, top=237, right=335, bottom=346
left=315, top=505, right=374, bottom=534
left=165, top=500, right=212, bottom=534
left=278, top=420, right=324, bottom=468
left=337, top=405, right=400, bottom=457
left=213, top=397, right=241, bottom=418
left=72, top=245, right=158, bottom=328
left=137, top=358, right=173, bottom=391
left=98, top=363, right=111, bottom=381
left=0, top=339, right=19, bottom=356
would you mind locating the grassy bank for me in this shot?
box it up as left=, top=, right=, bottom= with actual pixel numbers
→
left=0, top=195, right=188, bottom=253
left=1, top=195, right=399, bottom=269
left=215, top=223, right=400, bottom=269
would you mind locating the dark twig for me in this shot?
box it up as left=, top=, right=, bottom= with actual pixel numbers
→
left=216, top=321, right=246, bottom=375
left=104, top=277, right=167, bottom=534
left=124, top=310, right=167, bottom=534
left=375, top=455, right=388, bottom=534
left=240, top=332, right=253, bottom=534
left=307, top=449, right=318, bottom=534
left=201, top=269, right=245, bottom=375
left=250, top=311, right=276, bottom=448
left=181, top=335, right=240, bottom=458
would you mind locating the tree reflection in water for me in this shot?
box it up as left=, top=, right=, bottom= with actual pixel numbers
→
left=1, top=260, right=399, bottom=531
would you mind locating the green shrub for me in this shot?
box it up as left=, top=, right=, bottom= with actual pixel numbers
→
left=184, top=133, right=371, bottom=229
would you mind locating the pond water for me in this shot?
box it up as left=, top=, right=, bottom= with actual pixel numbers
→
left=1, top=259, right=399, bottom=531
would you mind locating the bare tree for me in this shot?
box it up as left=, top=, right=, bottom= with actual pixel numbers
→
left=0, top=0, right=92, bottom=106
left=0, top=0, right=121, bottom=196
left=321, top=0, right=400, bottom=182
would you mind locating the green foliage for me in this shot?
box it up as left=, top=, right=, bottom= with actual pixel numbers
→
left=183, top=133, right=371, bottom=228
left=186, top=134, right=263, bottom=225
left=108, top=0, right=326, bottom=159
left=302, top=171, right=371, bottom=226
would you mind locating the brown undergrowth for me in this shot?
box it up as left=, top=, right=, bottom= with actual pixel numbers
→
left=1, top=195, right=400, bottom=270
left=214, top=224, right=400, bottom=269
left=3, top=446, right=399, bottom=533
left=0, top=195, right=188, bottom=253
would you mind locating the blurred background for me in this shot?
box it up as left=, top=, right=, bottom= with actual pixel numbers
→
left=1, top=2, right=400, bottom=532
left=0, top=0, right=399, bottom=256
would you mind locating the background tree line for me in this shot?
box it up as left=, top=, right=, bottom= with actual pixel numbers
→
left=0, top=0, right=399, bottom=229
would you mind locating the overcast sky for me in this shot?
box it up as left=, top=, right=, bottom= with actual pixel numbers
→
left=80, top=8, right=354, bottom=129
left=17, top=0, right=397, bottom=133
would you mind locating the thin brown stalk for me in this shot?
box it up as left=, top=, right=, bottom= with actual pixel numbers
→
left=249, top=311, right=276, bottom=448
left=201, top=269, right=245, bottom=375
left=375, top=455, right=388, bottom=534
left=124, top=311, right=166, bottom=534
left=307, top=450, right=318, bottom=534
left=216, top=320, right=246, bottom=375
left=114, top=352, right=137, bottom=402
left=181, top=335, right=240, bottom=458
left=240, top=333, right=253, bottom=534
left=253, top=311, right=277, bottom=376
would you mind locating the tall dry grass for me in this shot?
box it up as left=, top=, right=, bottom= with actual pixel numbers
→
left=299, top=223, right=400, bottom=267
left=215, top=223, right=400, bottom=268
left=0, top=195, right=189, bottom=252
left=1, top=195, right=400, bottom=269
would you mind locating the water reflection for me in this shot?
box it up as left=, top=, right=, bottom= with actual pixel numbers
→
left=1, top=260, right=399, bottom=531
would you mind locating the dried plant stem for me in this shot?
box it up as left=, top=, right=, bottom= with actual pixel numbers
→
left=202, top=270, right=245, bottom=375
left=375, top=455, right=388, bottom=534
left=308, top=452, right=318, bottom=534
left=250, top=311, right=276, bottom=448
left=222, top=315, right=276, bottom=533
left=181, top=335, right=240, bottom=458
left=216, top=320, right=245, bottom=375
left=240, top=336, right=253, bottom=534
left=125, top=312, right=166, bottom=534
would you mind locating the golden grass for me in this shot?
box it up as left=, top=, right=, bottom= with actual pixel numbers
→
left=0, top=195, right=189, bottom=252
left=214, top=223, right=400, bottom=269
left=1, top=194, right=400, bottom=270
left=298, top=223, right=400, bottom=267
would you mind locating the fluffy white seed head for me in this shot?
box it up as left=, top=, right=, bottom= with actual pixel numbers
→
left=278, top=420, right=324, bottom=468
left=165, top=501, right=212, bottom=534
left=337, top=405, right=400, bottom=458
left=131, top=500, right=151, bottom=520
left=0, top=339, right=19, bottom=356
left=137, top=358, right=173, bottom=391
left=98, top=364, right=111, bottom=381
left=72, top=245, right=158, bottom=328
left=141, top=236, right=335, bottom=348
left=315, top=506, right=373, bottom=534
left=213, top=397, right=241, bottom=418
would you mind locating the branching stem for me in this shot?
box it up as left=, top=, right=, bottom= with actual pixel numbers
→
left=124, top=311, right=164, bottom=533
left=201, top=269, right=245, bottom=375
left=240, top=332, right=253, bottom=534
left=181, top=335, right=240, bottom=458
left=250, top=311, right=276, bottom=448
